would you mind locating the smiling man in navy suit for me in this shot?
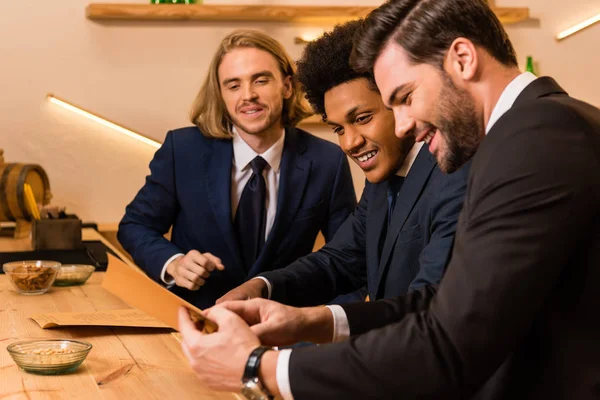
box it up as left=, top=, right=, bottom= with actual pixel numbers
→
left=218, top=21, right=469, bottom=306
left=117, top=29, right=356, bottom=309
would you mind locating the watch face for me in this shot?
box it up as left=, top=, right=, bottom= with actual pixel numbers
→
left=241, top=379, right=269, bottom=400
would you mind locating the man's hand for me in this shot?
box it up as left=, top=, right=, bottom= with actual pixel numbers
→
left=166, top=250, right=224, bottom=290
left=220, top=298, right=334, bottom=346
left=216, top=279, right=268, bottom=304
left=178, top=306, right=261, bottom=393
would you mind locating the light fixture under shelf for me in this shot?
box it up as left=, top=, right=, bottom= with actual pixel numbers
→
left=294, top=31, right=325, bottom=45
left=556, top=12, right=600, bottom=41
left=47, top=94, right=161, bottom=149
left=294, top=37, right=312, bottom=45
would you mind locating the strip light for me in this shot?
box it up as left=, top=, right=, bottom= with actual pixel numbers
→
left=556, top=13, right=600, bottom=41
left=294, top=31, right=324, bottom=45
left=47, top=94, right=161, bottom=149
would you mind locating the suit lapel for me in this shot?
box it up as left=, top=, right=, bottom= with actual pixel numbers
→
left=248, top=127, right=311, bottom=277
left=375, top=146, right=436, bottom=297
left=203, top=140, right=245, bottom=278
left=366, top=183, right=389, bottom=298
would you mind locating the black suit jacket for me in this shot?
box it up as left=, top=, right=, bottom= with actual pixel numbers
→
left=117, top=126, right=356, bottom=309
left=260, top=145, right=469, bottom=305
left=287, top=77, right=600, bottom=399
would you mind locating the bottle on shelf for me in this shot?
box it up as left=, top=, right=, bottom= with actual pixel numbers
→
left=525, top=56, right=536, bottom=75
left=150, top=0, right=197, bottom=3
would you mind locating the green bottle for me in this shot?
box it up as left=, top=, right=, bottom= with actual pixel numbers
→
left=525, top=56, right=536, bottom=75
left=150, top=0, right=197, bottom=4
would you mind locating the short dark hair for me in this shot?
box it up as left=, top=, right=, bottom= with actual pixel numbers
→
left=296, top=20, right=378, bottom=117
left=351, top=0, right=518, bottom=74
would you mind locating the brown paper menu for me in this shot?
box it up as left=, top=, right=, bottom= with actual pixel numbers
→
left=101, top=254, right=217, bottom=333
left=31, top=309, right=170, bottom=329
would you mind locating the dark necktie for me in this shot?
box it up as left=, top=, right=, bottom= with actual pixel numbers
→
left=387, top=175, right=405, bottom=226
left=234, top=156, right=268, bottom=271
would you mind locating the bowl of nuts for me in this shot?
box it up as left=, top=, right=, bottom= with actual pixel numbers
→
left=3, top=260, right=61, bottom=295
left=53, top=264, right=96, bottom=286
left=7, top=339, right=92, bottom=375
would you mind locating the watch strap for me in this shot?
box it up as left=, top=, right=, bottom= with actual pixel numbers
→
left=243, top=346, right=272, bottom=383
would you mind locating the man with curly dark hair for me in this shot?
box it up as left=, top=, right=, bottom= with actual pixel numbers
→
left=218, top=20, right=470, bottom=308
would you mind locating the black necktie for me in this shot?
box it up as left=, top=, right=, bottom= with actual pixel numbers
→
left=387, top=175, right=405, bottom=226
left=234, top=156, right=268, bottom=271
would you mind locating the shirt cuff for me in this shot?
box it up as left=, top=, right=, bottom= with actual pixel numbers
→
left=325, top=305, right=350, bottom=343
left=252, top=276, right=272, bottom=299
left=160, top=253, right=184, bottom=286
left=276, top=349, right=294, bottom=400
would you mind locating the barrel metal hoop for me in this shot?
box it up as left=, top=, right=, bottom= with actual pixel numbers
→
left=30, top=164, right=52, bottom=204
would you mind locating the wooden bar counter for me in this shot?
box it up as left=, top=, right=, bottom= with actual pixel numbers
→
left=0, top=229, right=238, bottom=400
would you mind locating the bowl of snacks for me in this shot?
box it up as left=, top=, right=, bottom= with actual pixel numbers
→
left=3, top=260, right=61, bottom=295
left=7, top=339, right=92, bottom=375
left=53, top=264, right=96, bottom=286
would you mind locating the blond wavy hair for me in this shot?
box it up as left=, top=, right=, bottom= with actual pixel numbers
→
left=190, top=30, right=313, bottom=139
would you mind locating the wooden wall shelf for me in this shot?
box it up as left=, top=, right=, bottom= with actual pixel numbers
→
left=86, top=4, right=530, bottom=25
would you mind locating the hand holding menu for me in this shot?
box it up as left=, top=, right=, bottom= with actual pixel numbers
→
left=101, top=254, right=217, bottom=333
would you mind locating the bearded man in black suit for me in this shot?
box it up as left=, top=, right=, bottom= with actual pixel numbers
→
left=176, top=1, right=600, bottom=399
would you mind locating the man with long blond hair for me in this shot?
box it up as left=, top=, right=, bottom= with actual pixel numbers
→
left=118, top=29, right=356, bottom=309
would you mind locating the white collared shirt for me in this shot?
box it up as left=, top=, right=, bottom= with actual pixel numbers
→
left=231, top=128, right=285, bottom=237
left=160, top=128, right=286, bottom=285
left=486, top=72, right=537, bottom=134
left=396, top=141, right=423, bottom=177
left=277, top=73, right=539, bottom=400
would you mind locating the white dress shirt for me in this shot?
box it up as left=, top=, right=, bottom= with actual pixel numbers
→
left=277, top=73, right=539, bottom=400
left=160, top=129, right=286, bottom=285
left=486, top=72, right=537, bottom=134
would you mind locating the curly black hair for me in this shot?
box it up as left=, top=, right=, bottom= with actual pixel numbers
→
left=296, top=20, right=378, bottom=118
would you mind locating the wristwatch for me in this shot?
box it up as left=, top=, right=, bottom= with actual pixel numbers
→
left=241, top=346, right=274, bottom=400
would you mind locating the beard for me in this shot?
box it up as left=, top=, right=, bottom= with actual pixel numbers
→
left=229, top=101, right=284, bottom=137
left=433, top=74, right=483, bottom=173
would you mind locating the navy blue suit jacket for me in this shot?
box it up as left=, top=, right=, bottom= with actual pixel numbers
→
left=117, top=126, right=356, bottom=309
left=261, top=145, right=469, bottom=306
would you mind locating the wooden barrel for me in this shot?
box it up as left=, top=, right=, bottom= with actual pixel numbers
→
left=0, top=163, right=52, bottom=221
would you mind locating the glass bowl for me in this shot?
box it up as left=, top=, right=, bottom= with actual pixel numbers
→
left=3, top=260, right=61, bottom=295
left=7, top=339, right=92, bottom=375
left=53, top=264, right=96, bottom=286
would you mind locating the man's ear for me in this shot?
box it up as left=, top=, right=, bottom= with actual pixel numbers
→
left=443, top=37, right=479, bottom=82
left=282, top=75, right=293, bottom=99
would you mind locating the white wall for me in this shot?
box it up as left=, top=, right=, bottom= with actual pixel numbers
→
left=503, top=0, right=600, bottom=104
left=1, top=0, right=598, bottom=224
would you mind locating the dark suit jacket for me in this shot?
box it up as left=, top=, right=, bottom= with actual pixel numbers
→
left=260, top=145, right=469, bottom=306
left=117, top=126, right=356, bottom=309
left=287, top=77, right=600, bottom=399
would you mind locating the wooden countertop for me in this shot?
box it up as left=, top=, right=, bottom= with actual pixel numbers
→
left=0, top=230, right=240, bottom=399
